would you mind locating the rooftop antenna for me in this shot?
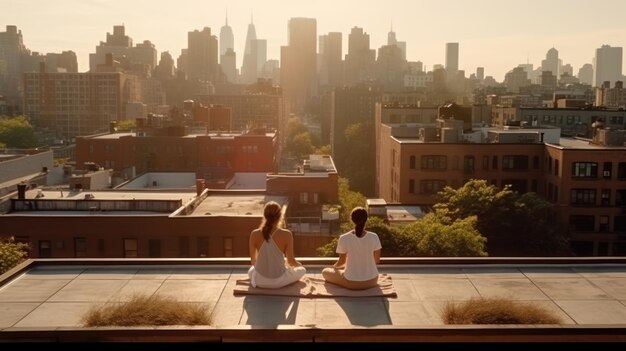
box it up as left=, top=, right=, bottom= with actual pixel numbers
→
left=251, top=11, right=254, bottom=24
left=225, top=9, right=228, bottom=26
left=390, top=19, right=393, bottom=32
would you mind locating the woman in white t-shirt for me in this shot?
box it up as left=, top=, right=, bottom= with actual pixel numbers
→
left=322, top=207, right=381, bottom=290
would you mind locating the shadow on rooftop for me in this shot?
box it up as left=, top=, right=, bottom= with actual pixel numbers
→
left=242, top=296, right=300, bottom=326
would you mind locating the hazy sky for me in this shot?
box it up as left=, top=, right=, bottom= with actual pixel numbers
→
left=4, top=0, right=626, bottom=81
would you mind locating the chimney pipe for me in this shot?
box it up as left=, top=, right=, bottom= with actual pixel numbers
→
left=17, top=183, right=27, bottom=199
left=196, top=179, right=205, bottom=196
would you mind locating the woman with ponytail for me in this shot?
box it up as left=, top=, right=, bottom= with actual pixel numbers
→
left=248, top=201, right=306, bottom=288
left=322, top=207, right=382, bottom=290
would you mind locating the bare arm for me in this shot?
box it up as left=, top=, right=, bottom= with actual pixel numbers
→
left=285, top=231, right=302, bottom=267
left=334, top=253, right=347, bottom=268
left=373, top=249, right=381, bottom=265
left=249, top=231, right=257, bottom=265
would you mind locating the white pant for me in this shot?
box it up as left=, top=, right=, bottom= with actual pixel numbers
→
left=248, top=266, right=306, bottom=289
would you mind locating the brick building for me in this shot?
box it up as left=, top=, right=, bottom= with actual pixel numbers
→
left=377, top=107, right=626, bottom=256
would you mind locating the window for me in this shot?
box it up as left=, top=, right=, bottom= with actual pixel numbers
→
left=410, top=155, right=416, bottom=169
left=482, top=156, right=489, bottom=170
left=39, top=240, right=51, bottom=258
left=569, top=215, right=595, bottom=231
left=572, top=162, right=597, bottom=178
left=299, top=192, right=309, bottom=204
left=617, top=190, right=626, bottom=207
left=604, top=162, right=613, bottom=179
left=601, top=189, right=611, bottom=206
left=420, top=180, right=446, bottom=194
left=421, top=155, right=447, bottom=170
left=503, top=179, right=527, bottom=193
left=599, top=216, right=610, bottom=232
left=554, top=160, right=559, bottom=176
left=618, top=162, right=626, bottom=179
left=548, top=156, right=552, bottom=173
left=502, top=155, right=529, bottom=170
left=124, top=238, right=138, bottom=258
left=313, top=192, right=319, bottom=204
left=149, top=239, right=161, bottom=258
left=409, top=179, right=415, bottom=193
left=570, top=189, right=596, bottom=205
left=15, top=236, right=29, bottom=245
left=179, top=236, right=190, bottom=257
left=533, top=156, right=539, bottom=169
left=74, top=237, right=86, bottom=258
left=224, top=237, right=233, bottom=257
left=463, top=156, right=475, bottom=174
left=197, top=237, right=209, bottom=257
left=492, top=156, right=498, bottom=169
left=531, top=179, right=537, bottom=192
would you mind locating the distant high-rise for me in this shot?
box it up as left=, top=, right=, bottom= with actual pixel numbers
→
left=155, top=51, right=176, bottom=81
left=281, top=17, right=317, bottom=114
left=593, top=45, right=623, bottom=87
left=219, top=13, right=234, bottom=59
left=89, top=25, right=157, bottom=72
left=387, top=24, right=406, bottom=60
left=476, top=67, right=484, bottom=81
left=445, top=42, right=459, bottom=74
left=344, top=27, right=376, bottom=86
left=240, top=16, right=258, bottom=84
left=578, top=63, right=593, bottom=85
left=541, top=47, right=559, bottom=77
left=221, top=48, right=238, bottom=83
left=318, top=32, right=342, bottom=87
left=0, top=25, right=28, bottom=113
left=187, top=27, right=219, bottom=83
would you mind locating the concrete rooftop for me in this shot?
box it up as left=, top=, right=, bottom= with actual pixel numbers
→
left=1, top=259, right=626, bottom=342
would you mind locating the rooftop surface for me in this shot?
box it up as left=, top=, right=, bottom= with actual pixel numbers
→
left=20, top=189, right=196, bottom=203
left=1, top=259, right=626, bottom=342
left=188, top=194, right=287, bottom=217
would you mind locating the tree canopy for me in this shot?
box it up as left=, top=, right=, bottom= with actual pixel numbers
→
left=0, top=237, right=29, bottom=274
left=434, top=179, right=569, bottom=256
left=0, top=116, right=37, bottom=149
left=317, top=214, right=487, bottom=257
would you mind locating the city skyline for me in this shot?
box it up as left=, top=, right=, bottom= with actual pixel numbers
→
left=5, top=0, right=626, bottom=80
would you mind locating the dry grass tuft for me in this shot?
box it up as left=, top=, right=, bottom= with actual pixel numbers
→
left=442, top=297, right=562, bottom=325
left=82, top=294, right=212, bottom=327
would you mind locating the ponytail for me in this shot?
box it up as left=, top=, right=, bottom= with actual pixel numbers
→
left=260, top=201, right=282, bottom=241
left=350, top=207, right=368, bottom=238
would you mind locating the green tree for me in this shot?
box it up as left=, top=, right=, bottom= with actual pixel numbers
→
left=0, top=237, right=29, bottom=274
left=337, top=177, right=366, bottom=225
left=339, top=122, right=375, bottom=196
left=434, top=179, right=569, bottom=256
left=115, top=119, right=136, bottom=131
left=401, top=214, right=487, bottom=257
left=314, top=144, right=331, bottom=155
left=0, top=116, right=37, bottom=148
left=288, top=132, right=315, bottom=160
left=317, top=214, right=487, bottom=257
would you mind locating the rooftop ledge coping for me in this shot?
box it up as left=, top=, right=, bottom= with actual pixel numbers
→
left=2, top=258, right=626, bottom=342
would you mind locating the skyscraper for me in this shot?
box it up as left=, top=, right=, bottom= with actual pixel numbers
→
left=445, top=42, right=459, bottom=75
left=541, top=47, right=559, bottom=77
left=344, top=27, right=375, bottom=86
left=593, top=45, right=623, bottom=87
left=219, top=13, right=234, bottom=61
left=240, top=16, right=258, bottom=84
left=318, top=32, right=342, bottom=87
left=578, top=63, right=593, bottom=85
left=187, top=27, right=219, bottom=83
left=281, top=17, right=317, bottom=114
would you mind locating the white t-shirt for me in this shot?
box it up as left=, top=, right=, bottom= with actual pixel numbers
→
left=336, top=230, right=382, bottom=281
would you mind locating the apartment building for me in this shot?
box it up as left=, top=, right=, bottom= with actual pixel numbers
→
left=377, top=104, right=626, bottom=255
